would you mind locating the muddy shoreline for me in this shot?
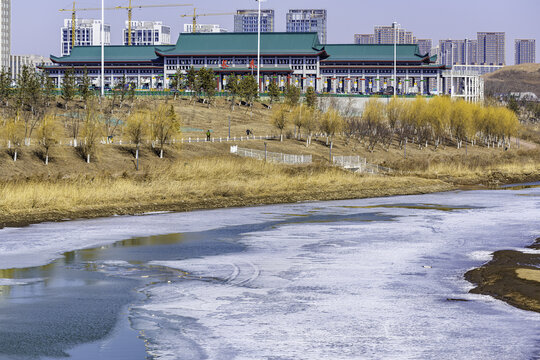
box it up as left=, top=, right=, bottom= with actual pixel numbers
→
left=465, top=238, right=540, bottom=313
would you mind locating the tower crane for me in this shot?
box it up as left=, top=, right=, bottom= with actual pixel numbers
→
left=115, top=1, right=193, bottom=45
left=59, top=2, right=117, bottom=49
left=180, top=8, right=235, bottom=33
left=60, top=1, right=193, bottom=49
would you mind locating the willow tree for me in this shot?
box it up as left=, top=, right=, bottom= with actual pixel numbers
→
left=303, top=108, right=318, bottom=147
left=38, top=114, right=61, bottom=165
left=150, top=104, right=181, bottom=158
left=79, top=107, right=103, bottom=162
left=450, top=100, right=473, bottom=148
left=426, top=96, right=451, bottom=148
left=385, top=96, right=404, bottom=131
left=320, top=108, right=343, bottom=148
left=271, top=105, right=289, bottom=141
left=2, top=117, right=25, bottom=161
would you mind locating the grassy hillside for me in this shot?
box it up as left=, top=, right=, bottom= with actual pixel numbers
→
left=484, top=63, right=540, bottom=97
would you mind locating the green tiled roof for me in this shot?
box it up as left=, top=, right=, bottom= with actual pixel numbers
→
left=322, top=44, right=425, bottom=62
left=51, top=45, right=175, bottom=63
left=156, top=32, right=324, bottom=56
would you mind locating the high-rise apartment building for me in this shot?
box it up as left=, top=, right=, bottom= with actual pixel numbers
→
left=183, top=24, right=227, bottom=33
left=439, top=39, right=477, bottom=66
left=0, top=0, right=10, bottom=70
left=515, top=39, right=536, bottom=64
left=374, top=24, right=415, bottom=44
left=416, top=39, right=432, bottom=56
left=123, top=21, right=171, bottom=46
left=286, top=9, right=327, bottom=44
left=354, top=34, right=375, bottom=44
left=477, top=32, right=505, bottom=65
left=61, top=19, right=110, bottom=57
left=234, top=10, right=274, bottom=33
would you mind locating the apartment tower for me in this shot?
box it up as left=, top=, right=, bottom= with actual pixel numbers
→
left=477, top=32, right=505, bottom=65
left=0, top=0, right=10, bottom=70
left=61, top=19, right=110, bottom=57
left=234, top=9, right=274, bottom=33
left=514, top=39, right=536, bottom=64
left=286, top=9, right=327, bottom=44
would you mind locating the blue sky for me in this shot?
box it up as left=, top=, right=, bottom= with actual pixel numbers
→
left=12, top=0, right=540, bottom=64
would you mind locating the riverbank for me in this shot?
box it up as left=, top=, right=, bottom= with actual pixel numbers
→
left=1, top=149, right=539, bottom=228
left=465, top=238, right=540, bottom=313
left=0, top=156, right=455, bottom=229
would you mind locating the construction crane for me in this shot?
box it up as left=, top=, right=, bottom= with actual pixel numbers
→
left=60, top=2, right=193, bottom=49
left=116, top=1, right=193, bottom=45
left=59, top=2, right=117, bottom=49
left=180, top=8, right=235, bottom=33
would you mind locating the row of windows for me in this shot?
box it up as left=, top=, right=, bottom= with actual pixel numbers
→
left=321, top=69, right=437, bottom=75
left=165, top=57, right=318, bottom=66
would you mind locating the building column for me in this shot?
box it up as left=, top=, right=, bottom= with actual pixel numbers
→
left=420, top=75, right=424, bottom=95
left=361, top=76, right=366, bottom=94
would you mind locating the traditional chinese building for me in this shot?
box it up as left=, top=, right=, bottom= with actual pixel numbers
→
left=44, top=32, right=480, bottom=99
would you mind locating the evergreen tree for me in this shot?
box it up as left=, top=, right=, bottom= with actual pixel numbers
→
left=239, top=75, right=258, bottom=107
left=268, top=81, right=280, bottom=105
left=226, top=74, right=240, bottom=111
left=62, top=68, right=76, bottom=109
left=41, top=70, right=55, bottom=107
left=199, top=68, right=216, bottom=106
left=0, top=68, right=12, bottom=107
left=284, top=84, right=301, bottom=107
left=305, top=86, right=317, bottom=109
left=186, top=66, right=197, bottom=102
left=79, top=68, right=93, bottom=106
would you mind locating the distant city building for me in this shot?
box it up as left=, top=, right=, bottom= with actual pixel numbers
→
left=0, top=0, right=10, bottom=70
left=286, top=9, right=327, bottom=44
left=477, top=32, right=505, bottom=65
left=514, top=39, right=536, bottom=64
left=374, top=24, right=415, bottom=44
left=234, top=9, right=274, bottom=33
left=10, top=54, right=52, bottom=80
left=416, top=39, right=432, bottom=55
left=439, top=39, right=478, bottom=66
left=61, top=19, right=110, bottom=57
left=183, top=24, right=227, bottom=33
left=354, top=34, right=375, bottom=44
left=123, top=21, right=171, bottom=46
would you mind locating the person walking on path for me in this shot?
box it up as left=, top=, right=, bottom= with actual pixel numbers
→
left=206, top=130, right=211, bottom=141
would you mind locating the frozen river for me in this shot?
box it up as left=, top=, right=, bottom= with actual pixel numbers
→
left=0, top=187, right=539, bottom=359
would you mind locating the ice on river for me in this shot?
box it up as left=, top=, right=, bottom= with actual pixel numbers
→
left=132, top=189, right=539, bottom=360
left=1, top=189, right=540, bottom=359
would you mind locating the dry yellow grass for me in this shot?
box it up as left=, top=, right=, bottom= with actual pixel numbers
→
left=0, top=156, right=451, bottom=227
left=516, top=268, right=540, bottom=283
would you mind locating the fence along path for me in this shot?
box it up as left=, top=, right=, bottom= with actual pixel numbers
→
left=231, top=146, right=312, bottom=165
left=333, top=155, right=391, bottom=174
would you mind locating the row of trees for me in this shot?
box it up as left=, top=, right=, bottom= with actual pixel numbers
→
left=271, top=96, right=520, bottom=153
left=348, top=96, right=519, bottom=152
left=0, top=100, right=181, bottom=164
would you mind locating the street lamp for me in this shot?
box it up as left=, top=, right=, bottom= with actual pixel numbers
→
left=393, top=22, right=399, bottom=97
left=101, top=0, right=105, bottom=97
left=450, top=42, right=455, bottom=98
left=256, top=0, right=266, bottom=93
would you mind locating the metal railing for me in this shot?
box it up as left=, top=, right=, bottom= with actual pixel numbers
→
left=231, top=146, right=312, bottom=165
left=333, top=155, right=391, bottom=174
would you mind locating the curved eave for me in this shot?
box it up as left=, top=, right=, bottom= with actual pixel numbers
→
left=322, top=59, right=423, bottom=63
left=155, top=50, right=327, bottom=58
